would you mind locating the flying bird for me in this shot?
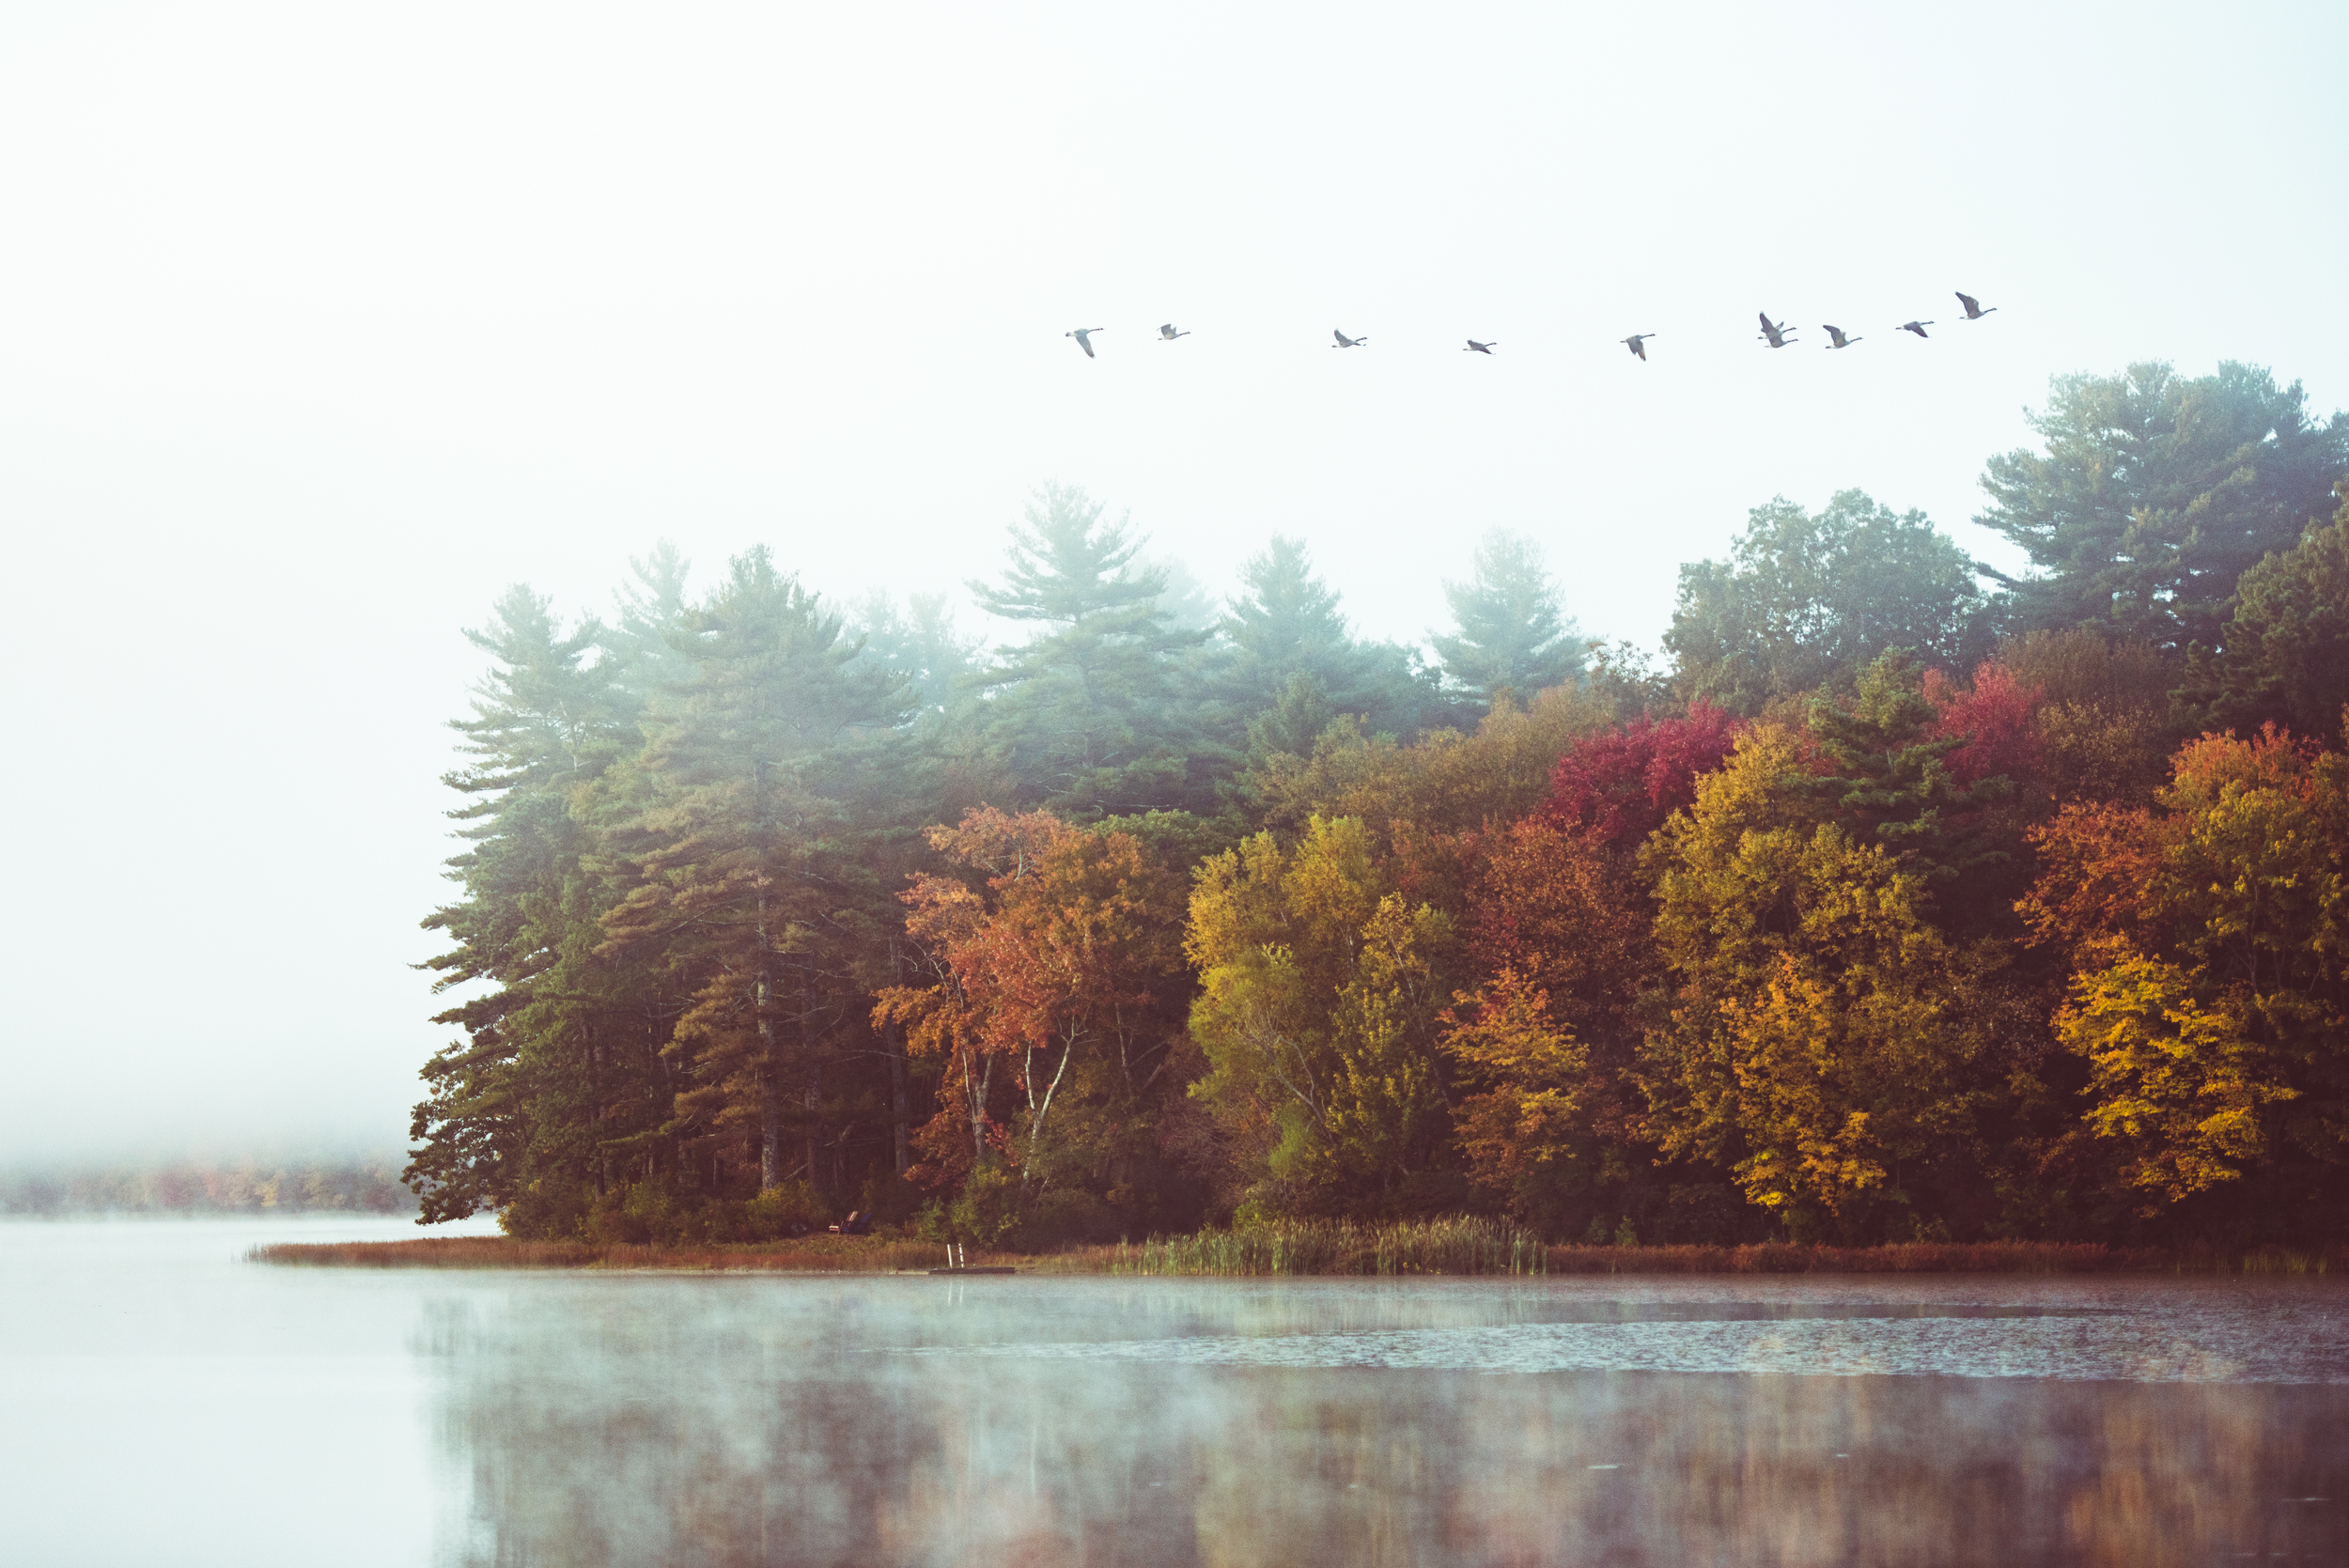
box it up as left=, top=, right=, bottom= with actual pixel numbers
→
left=1900, top=320, right=1934, bottom=338
left=1332, top=329, right=1367, bottom=348
left=1158, top=323, right=1190, bottom=340
left=1066, top=327, right=1106, bottom=358
left=1465, top=339, right=1496, bottom=354
left=1824, top=325, right=1861, bottom=349
left=1757, top=313, right=1797, bottom=349
left=1622, top=334, right=1657, bottom=361
left=1955, top=291, right=1997, bottom=320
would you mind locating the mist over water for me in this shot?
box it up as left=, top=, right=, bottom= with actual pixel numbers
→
left=8, top=1220, right=2344, bottom=1567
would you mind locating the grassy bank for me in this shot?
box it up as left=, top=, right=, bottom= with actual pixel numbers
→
left=250, top=1221, right=2348, bottom=1277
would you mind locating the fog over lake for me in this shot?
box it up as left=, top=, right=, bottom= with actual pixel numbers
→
left=7, top=1219, right=2343, bottom=1566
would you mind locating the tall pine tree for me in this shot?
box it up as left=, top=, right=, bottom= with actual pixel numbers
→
left=596, top=550, right=912, bottom=1195
left=1431, top=530, right=1584, bottom=706
left=968, top=484, right=1222, bottom=815
left=410, top=587, right=666, bottom=1227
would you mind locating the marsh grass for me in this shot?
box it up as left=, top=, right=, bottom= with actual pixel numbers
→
left=1047, top=1217, right=1549, bottom=1277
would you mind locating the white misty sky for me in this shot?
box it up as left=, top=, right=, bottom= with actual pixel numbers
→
left=1, top=2, right=2342, bottom=1165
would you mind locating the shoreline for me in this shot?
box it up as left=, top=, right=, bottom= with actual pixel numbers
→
left=248, top=1234, right=2347, bottom=1278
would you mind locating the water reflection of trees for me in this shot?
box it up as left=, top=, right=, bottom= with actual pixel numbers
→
left=426, top=1290, right=2346, bottom=1567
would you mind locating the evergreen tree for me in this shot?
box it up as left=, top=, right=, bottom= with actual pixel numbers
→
left=2200, top=482, right=2349, bottom=738
left=605, top=542, right=698, bottom=700
left=1665, top=491, right=1994, bottom=715
left=1800, top=650, right=2012, bottom=893
left=1220, top=536, right=1451, bottom=751
left=409, top=587, right=661, bottom=1226
left=596, top=549, right=912, bottom=1196
left=968, top=484, right=1222, bottom=815
left=848, top=588, right=980, bottom=721
left=1430, top=530, right=1584, bottom=705
left=1976, top=363, right=2349, bottom=653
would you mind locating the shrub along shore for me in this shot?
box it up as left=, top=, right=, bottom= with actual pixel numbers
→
left=251, top=1218, right=2344, bottom=1277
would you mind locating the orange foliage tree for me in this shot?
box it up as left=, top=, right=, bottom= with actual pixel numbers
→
left=2021, top=723, right=2349, bottom=1223
left=875, top=807, right=1193, bottom=1237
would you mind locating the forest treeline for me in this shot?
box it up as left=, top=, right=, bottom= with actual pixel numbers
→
left=3, top=1159, right=412, bottom=1216
left=409, top=359, right=2349, bottom=1249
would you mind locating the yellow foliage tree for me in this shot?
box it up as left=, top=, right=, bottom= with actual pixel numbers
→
left=1643, top=724, right=2000, bottom=1234
left=1440, top=967, right=1589, bottom=1193
left=2055, top=952, right=2295, bottom=1205
left=1186, top=815, right=1455, bottom=1211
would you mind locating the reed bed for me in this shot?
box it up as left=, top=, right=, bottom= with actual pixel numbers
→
left=1046, top=1231, right=2349, bottom=1278
left=247, top=1234, right=966, bottom=1272
left=1047, top=1217, right=1549, bottom=1277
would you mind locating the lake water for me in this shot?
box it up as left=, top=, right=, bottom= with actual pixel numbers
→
left=4, top=1219, right=2345, bottom=1565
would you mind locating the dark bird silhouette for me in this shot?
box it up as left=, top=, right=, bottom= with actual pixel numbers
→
left=1332, top=329, right=1367, bottom=348
left=1158, top=323, right=1190, bottom=340
left=1066, top=327, right=1105, bottom=358
left=1758, top=313, right=1797, bottom=349
left=1824, top=324, right=1861, bottom=349
left=1622, top=334, right=1656, bottom=361
left=1900, top=319, right=1934, bottom=338
left=1465, top=339, right=1496, bottom=354
left=1955, top=291, right=1997, bottom=320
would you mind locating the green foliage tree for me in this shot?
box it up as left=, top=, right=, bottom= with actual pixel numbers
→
left=1219, top=536, right=1451, bottom=753
left=1800, top=650, right=2014, bottom=899
left=2201, top=482, right=2349, bottom=737
left=409, top=586, right=664, bottom=1227
left=848, top=588, right=980, bottom=722
left=1976, top=362, right=2349, bottom=653
left=1185, top=817, right=1457, bottom=1215
left=595, top=549, right=912, bottom=1203
left=1666, top=490, right=1994, bottom=714
left=968, top=484, right=1222, bottom=815
left=1431, top=530, right=1584, bottom=704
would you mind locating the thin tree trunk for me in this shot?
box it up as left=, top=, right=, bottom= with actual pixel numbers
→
left=886, top=1018, right=910, bottom=1176
left=802, top=961, right=822, bottom=1197
left=885, top=942, right=910, bottom=1176
left=757, top=892, right=781, bottom=1191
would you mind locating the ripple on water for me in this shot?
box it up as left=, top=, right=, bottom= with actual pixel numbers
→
left=904, top=1311, right=2349, bottom=1384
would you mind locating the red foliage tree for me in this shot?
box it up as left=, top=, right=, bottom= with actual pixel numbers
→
left=1924, top=660, right=2044, bottom=785
left=1541, top=703, right=1740, bottom=848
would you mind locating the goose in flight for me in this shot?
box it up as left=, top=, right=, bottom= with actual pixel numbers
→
left=1465, top=339, right=1496, bottom=354
left=1066, top=327, right=1106, bottom=358
left=1158, top=323, right=1190, bottom=340
left=1757, top=313, right=1797, bottom=349
left=1332, top=329, right=1368, bottom=348
left=1824, top=324, right=1861, bottom=349
left=1899, top=319, right=1934, bottom=338
left=1622, top=334, right=1656, bottom=361
left=1955, top=291, right=1997, bottom=320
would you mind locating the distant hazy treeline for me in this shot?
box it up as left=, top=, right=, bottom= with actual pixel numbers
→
left=0, top=1159, right=412, bottom=1217
left=408, top=359, right=2349, bottom=1254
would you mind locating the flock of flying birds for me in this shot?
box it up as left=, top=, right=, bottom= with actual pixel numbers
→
left=1063, top=291, right=1999, bottom=361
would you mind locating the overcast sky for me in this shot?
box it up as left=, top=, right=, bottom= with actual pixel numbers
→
left=2, top=1, right=2343, bottom=1166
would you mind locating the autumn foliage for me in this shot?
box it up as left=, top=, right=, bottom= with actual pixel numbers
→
left=412, top=445, right=2349, bottom=1250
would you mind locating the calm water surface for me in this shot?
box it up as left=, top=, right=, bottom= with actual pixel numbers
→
left=4, top=1218, right=2345, bottom=1566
